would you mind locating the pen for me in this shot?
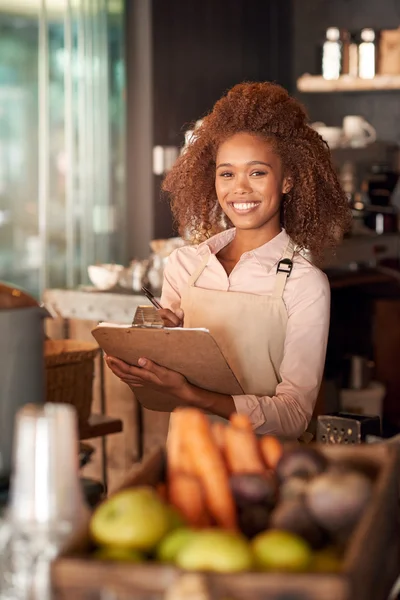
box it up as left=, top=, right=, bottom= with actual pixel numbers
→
left=141, top=285, right=164, bottom=310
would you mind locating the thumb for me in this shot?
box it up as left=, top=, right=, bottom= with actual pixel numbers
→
left=175, top=308, right=184, bottom=320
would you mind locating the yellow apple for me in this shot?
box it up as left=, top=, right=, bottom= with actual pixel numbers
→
left=176, top=529, right=254, bottom=573
left=90, top=487, right=171, bottom=552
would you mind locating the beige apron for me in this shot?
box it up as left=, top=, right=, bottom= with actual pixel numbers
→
left=178, top=240, right=296, bottom=431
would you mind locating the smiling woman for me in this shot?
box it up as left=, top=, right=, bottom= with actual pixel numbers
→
left=106, top=82, right=351, bottom=441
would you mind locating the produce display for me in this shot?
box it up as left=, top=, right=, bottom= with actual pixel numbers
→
left=89, top=408, right=375, bottom=574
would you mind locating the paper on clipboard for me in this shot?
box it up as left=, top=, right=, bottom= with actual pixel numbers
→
left=91, top=323, right=244, bottom=412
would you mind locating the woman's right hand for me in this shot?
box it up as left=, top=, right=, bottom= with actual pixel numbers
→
left=157, top=307, right=184, bottom=328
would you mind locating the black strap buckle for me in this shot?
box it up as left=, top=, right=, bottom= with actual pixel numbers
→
left=276, top=258, right=293, bottom=277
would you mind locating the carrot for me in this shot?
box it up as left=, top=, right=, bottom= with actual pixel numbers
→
left=181, top=409, right=237, bottom=530
left=259, top=435, right=284, bottom=470
left=230, top=413, right=253, bottom=432
left=167, top=409, right=194, bottom=477
left=211, top=422, right=227, bottom=454
left=224, top=425, right=265, bottom=474
left=168, top=473, right=210, bottom=528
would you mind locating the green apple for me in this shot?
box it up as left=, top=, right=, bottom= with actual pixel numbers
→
left=93, top=546, right=144, bottom=563
left=90, top=487, right=171, bottom=551
left=252, top=530, right=312, bottom=572
left=156, top=527, right=196, bottom=563
left=176, top=529, right=254, bottom=573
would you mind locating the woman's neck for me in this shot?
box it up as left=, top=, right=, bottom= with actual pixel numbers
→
left=225, top=225, right=282, bottom=259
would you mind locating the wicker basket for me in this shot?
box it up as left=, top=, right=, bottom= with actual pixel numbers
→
left=44, top=340, right=100, bottom=426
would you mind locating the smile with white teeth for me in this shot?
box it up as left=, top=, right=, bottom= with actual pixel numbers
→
left=231, top=202, right=260, bottom=211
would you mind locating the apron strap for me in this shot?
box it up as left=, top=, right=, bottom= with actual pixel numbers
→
left=188, top=252, right=210, bottom=286
left=272, top=240, right=296, bottom=299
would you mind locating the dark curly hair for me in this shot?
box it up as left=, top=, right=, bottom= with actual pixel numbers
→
left=162, top=82, right=351, bottom=260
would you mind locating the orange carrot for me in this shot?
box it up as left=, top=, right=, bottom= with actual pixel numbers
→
left=211, top=422, right=227, bottom=455
left=230, top=413, right=253, bottom=432
left=167, top=409, right=193, bottom=476
left=168, top=473, right=210, bottom=528
left=224, top=425, right=265, bottom=474
left=259, top=435, right=283, bottom=470
left=181, top=409, right=237, bottom=530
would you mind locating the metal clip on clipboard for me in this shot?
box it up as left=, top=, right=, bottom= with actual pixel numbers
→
left=131, top=305, right=164, bottom=328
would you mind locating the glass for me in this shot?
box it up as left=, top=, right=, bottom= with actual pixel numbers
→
left=0, top=0, right=126, bottom=299
left=0, top=404, right=88, bottom=600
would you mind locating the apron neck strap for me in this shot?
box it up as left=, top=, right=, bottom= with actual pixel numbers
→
left=272, top=240, right=296, bottom=299
left=189, top=239, right=297, bottom=294
left=188, top=252, right=210, bottom=286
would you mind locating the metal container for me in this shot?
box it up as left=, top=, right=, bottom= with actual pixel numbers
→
left=342, top=355, right=374, bottom=390
left=316, top=413, right=381, bottom=444
left=0, top=283, right=49, bottom=485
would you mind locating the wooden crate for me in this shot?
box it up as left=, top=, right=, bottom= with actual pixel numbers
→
left=52, top=444, right=400, bottom=600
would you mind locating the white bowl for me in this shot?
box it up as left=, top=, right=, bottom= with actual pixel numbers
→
left=87, top=264, right=124, bottom=290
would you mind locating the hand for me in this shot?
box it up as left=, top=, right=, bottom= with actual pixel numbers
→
left=104, top=355, right=188, bottom=397
left=157, top=307, right=184, bottom=328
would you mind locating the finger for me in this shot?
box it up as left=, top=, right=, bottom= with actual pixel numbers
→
left=157, top=308, right=182, bottom=327
left=107, top=356, right=133, bottom=375
left=105, top=358, right=134, bottom=381
left=105, top=357, right=124, bottom=377
left=175, top=308, right=184, bottom=320
left=122, top=380, right=144, bottom=388
left=161, top=317, right=179, bottom=328
left=121, top=374, right=146, bottom=384
left=129, top=360, right=163, bottom=386
left=137, top=357, right=168, bottom=378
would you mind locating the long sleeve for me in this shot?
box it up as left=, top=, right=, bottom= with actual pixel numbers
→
left=232, top=269, right=331, bottom=439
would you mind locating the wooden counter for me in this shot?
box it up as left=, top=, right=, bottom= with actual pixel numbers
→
left=43, top=288, right=170, bottom=493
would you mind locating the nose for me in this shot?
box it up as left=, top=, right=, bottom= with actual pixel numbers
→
left=233, top=173, right=252, bottom=194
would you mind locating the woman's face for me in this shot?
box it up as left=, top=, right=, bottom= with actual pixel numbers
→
left=215, top=132, right=290, bottom=235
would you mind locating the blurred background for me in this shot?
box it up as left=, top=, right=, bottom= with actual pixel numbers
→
left=0, top=0, right=125, bottom=297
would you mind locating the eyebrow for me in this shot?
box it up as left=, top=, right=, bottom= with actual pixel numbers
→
left=216, top=160, right=272, bottom=169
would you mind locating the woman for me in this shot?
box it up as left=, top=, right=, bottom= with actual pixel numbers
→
left=106, top=82, right=351, bottom=439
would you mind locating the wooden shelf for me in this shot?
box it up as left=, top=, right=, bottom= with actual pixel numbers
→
left=79, top=414, right=123, bottom=440
left=297, top=74, right=400, bottom=93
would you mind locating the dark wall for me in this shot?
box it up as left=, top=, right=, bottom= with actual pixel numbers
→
left=294, top=0, right=400, bottom=143
left=126, top=0, right=293, bottom=257
left=152, top=0, right=293, bottom=239
left=152, top=0, right=293, bottom=147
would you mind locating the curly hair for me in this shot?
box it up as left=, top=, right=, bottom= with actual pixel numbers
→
left=162, top=82, right=351, bottom=260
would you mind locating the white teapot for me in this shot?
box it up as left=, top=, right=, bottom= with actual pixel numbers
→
left=342, top=116, right=376, bottom=148
left=311, top=122, right=343, bottom=148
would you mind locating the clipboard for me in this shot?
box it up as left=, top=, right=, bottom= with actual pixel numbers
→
left=91, top=323, right=244, bottom=412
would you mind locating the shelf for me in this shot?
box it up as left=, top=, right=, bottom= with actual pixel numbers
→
left=297, top=74, right=400, bottom=93
left=79, top=414, right=123, bottom=440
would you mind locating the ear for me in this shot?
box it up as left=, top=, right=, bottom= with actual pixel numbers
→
left=282, top=176, right=293, bottom=195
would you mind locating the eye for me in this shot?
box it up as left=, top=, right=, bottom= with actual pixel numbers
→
left=250, top=170, right=267, bottom=177
left=219, top=171, right=233, bottom=178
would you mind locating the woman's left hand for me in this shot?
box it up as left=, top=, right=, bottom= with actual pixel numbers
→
left=104, top=355, right=188, bottom=397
